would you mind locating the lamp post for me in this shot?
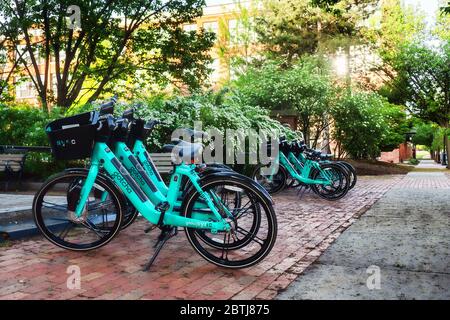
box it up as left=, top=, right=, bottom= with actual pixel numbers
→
left=405, top=129, right=417, bottom=160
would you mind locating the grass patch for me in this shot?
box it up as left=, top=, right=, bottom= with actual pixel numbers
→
left=415, top=150, right=429, bottom=160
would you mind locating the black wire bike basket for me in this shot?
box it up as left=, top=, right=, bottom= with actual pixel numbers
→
left=46, top=111, right=97, bottom=160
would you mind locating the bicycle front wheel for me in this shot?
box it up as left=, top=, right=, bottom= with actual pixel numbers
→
left=33, top=171, right=124, bottom=251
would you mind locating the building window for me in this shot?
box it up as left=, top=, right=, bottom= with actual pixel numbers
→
left=0, top=48, right=7, bottom=66
left=183, top=24, right=197, bottom=32
left=209, top=58, right=221, bottom=83
left=228, top=19, right=238, bottom=44
left=203, top=21, right=219, bottom=36
left=16, top=44, right=43, bottom=65
left=15, top=77, right=36, bottom=99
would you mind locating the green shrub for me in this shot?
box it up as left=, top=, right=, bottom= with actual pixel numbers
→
left=331, top=91, right=392, bottom=160
left=408, top=158, right=420, bottom=165
left=1, top=93, right=294, bottom=178
left=127, top=92, right=295, bottom=151
left=0, top=103, right=67, bottom=179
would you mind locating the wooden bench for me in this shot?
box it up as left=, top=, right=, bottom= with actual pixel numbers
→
left=0, top=145, right=51, bottom=191
left=0, top=149, right=27, bottom=191
left=148, top=153, right=173, bottom=174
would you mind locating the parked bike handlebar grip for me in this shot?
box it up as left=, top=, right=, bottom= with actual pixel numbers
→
left=144, top=120, right=166, bottom=130
left=105, top=114, right=116, bottom=130
left=122, top=108, right=135, bottom=120
left=99, top=101, right=115, bottom=116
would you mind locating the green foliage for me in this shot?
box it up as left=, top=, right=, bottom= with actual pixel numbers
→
left=431, top=128, right=445, bottom=151
left=390, top=42, right=450, bottom=127
left=0, top=103, right=68, bottom=178
left=330, top=91, right=395, bottom=159
left=127, top=92, right=294, bottom=151
left=364, top=0, right=425, bottom=63
left=255, top=0, right=376, bottom=64
left=412, top=122, right=435, bottom=149
left=232, top=57, right=333, bottom=145
left=378, top=103, right=409, bottom=152
left=0, top=0, right=214, bottom=109
left=408, top=158, right=419, bottom=165
left=0, top=103, right=61, bottom=146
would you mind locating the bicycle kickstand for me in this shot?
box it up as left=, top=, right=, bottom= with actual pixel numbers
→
left=296, top=185, right=307, bottom=199
left=142, top=226, right=177, bottom=271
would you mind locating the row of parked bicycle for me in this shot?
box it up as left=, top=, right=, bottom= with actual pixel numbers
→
left=252, top=138, right=356, bottom=200
left=32, top=97, right=356, bottom=270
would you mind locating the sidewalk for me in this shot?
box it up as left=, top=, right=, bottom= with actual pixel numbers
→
left=415, top=159, right=448, bottom=170
left=278, top=164, right=450, bottom=299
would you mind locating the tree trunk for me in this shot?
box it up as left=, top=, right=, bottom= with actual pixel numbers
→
left=445, top=129, right=450, bottom=169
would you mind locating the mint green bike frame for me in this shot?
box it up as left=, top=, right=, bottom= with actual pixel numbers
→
left=268, top=152, right=332, bottom=185
left=74, top=142, right=231, bottom=233
left=111, top=140, right=212, bottom=214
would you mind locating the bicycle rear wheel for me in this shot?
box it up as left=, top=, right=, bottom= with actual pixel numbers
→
left=337, top=161, right=357, bottom=190
left=251, top=164, right=287, bottom=194
left=182, top=175, right=277, bottom=268
left=33, top=171, right=123, bottom=251
left=310, top=163, right=350, bottom=200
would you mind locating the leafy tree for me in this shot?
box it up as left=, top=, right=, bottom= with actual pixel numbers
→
left=0, top=0, right=214, bottom=110
left=254, top=0, right=377, bottom=65
left=388, top=42, right=450, bottom=167
left=331, top=91, right=391, bottom=159
left=232, top=58, right=333, bottom=146
left=412, top=123, right=434, bottom=148
left=378, top=102, right=409, bottom=152
left=364, top=0, right=425, bottom=64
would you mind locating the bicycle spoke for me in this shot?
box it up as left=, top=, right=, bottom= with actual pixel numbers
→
left=220, top=233, right=231, bottom=261
left=42, top=201, right=67, bottom=211
left=233, top=200, right=254, bottom=219
left=236, top=226, right=264, bottom=246
left=87, top=200, right=114, bottom=211
left=80, top=219, right=107, bottom=239
left=58, top=222, right=75, bottom=239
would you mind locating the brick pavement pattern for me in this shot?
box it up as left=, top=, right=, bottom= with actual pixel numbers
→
left=0, top=175, right=404, bottom=300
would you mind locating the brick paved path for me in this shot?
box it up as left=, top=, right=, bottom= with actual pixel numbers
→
left=0, top=175, right=403, bottom=300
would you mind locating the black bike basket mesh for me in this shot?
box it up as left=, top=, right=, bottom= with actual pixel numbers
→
left=46, top=111, right=97, bottom=160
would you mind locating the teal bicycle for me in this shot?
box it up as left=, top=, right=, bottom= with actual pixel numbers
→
left=292, top=141, right=357, bottom=191
left=32, top=102, right=277, bottom=269
left=252, top=138, right=350, bottom=200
